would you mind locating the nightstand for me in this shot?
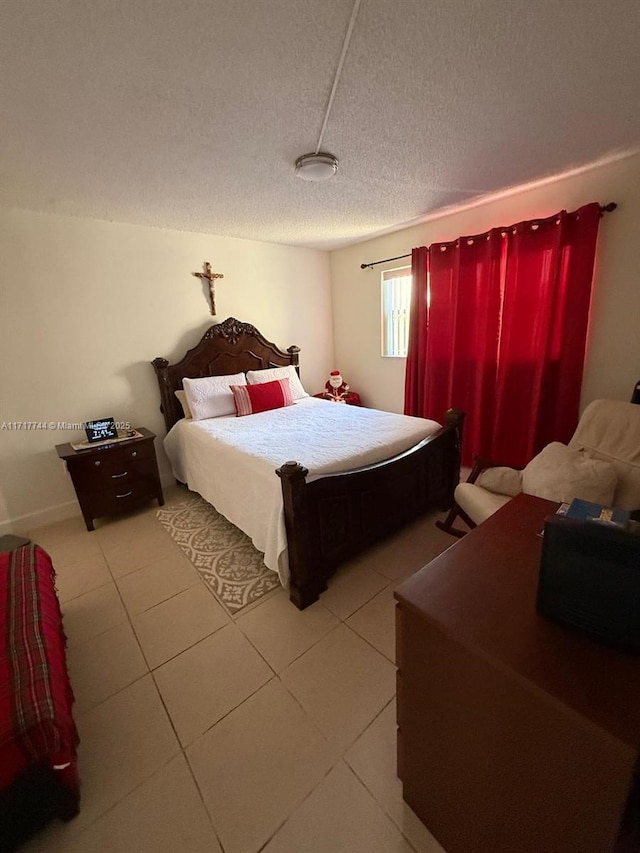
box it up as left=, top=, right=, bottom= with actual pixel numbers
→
left=56, top=427, right=164, bottom=531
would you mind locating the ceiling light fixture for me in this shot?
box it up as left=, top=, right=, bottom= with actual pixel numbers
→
left=295, top=152, right=339, bottom=182
left=294, top=0, right=362, bottom=182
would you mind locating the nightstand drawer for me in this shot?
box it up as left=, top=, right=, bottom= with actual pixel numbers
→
left=83, top=478, right=160, bottom=516
left=68, top=442, right=156, bottom=490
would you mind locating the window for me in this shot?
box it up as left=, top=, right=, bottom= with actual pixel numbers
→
left=381, top=266, right=411, bottom=357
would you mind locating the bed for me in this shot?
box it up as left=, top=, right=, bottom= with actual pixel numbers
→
left=0, top=544, right=80, bottom=850
left=153, top=317, right=464, bottom=609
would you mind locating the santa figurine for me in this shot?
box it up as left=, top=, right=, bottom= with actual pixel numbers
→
left=324, top=370, right=350, bottom=402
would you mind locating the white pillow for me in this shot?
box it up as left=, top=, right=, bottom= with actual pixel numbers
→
left=521, top=441, right=618, bottom=506
left=175, top=389, right=192, bottom=420
left=246, top=365, right=308, bottom=401
left=183, top=373, right=247, bottom=420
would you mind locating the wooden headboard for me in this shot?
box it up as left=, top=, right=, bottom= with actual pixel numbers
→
left=152, top=317, right=301, bottom=433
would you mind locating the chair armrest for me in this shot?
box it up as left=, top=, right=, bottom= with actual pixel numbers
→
left=466, top=455, right=496, bottom=485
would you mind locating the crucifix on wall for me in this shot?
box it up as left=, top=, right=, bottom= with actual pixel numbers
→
left=192, top=261, right=224, bottom=315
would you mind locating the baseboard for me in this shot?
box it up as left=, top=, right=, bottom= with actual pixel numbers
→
left=0, top=471, right=176, bottom=536
left=0, top=501, right=81, bottom=537
left=1, top=474, right=176, bottom=536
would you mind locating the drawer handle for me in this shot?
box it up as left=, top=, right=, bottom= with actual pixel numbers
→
left=116, top=491, right=133, bottom=499
left=94, top=460, right=101, bottom=467
left=111, top=471, right=128, bottom=478
left=131, top=451, right=137, bottom=457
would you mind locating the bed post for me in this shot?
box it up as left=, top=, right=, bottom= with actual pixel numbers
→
left=444, top=407, right=466, bottom=507
left=152, top=357, right=173, bottom=434
left=446, top=408, right=465, bottom=454
left=287, top=345, right=301, bottom=375
left=276, top=461, right=319, bottom=610
left=446, top=406, right=464, bottom=427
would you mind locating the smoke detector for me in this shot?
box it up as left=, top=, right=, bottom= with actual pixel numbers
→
left=295, top=152, right=339, bottom=182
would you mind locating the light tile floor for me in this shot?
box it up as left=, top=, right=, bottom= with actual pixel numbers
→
left=22, top=487, right=455, bottom=853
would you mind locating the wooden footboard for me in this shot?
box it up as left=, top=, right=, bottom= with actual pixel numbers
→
left=277, top=409, right=464, bottom=609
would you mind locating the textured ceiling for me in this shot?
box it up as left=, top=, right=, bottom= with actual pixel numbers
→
left=2, top=0, right=640, bottom=249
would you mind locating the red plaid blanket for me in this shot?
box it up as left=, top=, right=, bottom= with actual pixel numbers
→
left=0, top=545, right=79, bottom=789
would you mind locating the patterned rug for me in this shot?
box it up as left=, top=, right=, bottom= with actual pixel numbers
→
left=156, top=493, right=280, bottom=615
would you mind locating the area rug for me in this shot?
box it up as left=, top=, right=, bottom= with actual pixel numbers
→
left=156, top=493, right=280, bottom=615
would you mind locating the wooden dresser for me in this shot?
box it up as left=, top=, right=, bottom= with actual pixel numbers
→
left=395, top=494, right=640, bottom=853
left=56, top=428, right=164, bottom=531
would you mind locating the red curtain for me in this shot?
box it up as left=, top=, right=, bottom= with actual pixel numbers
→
left=404, top=247, right=430, bottom=415
left=404, top=202, right=601, bottom=468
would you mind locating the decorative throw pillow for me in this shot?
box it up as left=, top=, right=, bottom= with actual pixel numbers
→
left=246, top=365, right=308, bottom=401
left=476, top=466, right=523, bottom=497
left=183, top=373, right=247, bottom=420
left=175, top=389, right=193, bottom=420
left=230, top=378, right=294, bottom=417
left=521, top=441, right=618, bottom=505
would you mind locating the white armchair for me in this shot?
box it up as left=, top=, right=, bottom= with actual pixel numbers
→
left=437, top=399, right=640, bottom=537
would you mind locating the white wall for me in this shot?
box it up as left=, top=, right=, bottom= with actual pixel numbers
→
left=0, top=209, right=333, bottom=532
left=330, top=151, right=640, bottom=415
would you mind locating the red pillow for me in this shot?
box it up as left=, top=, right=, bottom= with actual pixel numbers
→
left=230, top=378, right=294, bottom=417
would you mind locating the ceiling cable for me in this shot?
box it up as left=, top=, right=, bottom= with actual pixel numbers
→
left=314, top=0, right=362, bottom=155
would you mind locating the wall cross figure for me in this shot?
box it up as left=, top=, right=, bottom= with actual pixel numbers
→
left=192, top=261, right=224, bottom=315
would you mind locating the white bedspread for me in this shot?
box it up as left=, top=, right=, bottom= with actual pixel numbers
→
left=163, top=397, right=441, bottom=586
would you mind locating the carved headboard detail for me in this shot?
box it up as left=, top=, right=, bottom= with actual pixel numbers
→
left=152, top=317, right=301, bottom=433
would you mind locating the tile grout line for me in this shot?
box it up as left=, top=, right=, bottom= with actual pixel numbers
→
left=177, top=672, right=277, bottom=750
left=101, top=496, right=228, bottom=850
left=31, top=502, right=230, bottom=847
left=103, top=519, right=230, bottom=851
left=254, top=759, right=342, bottom=853
left=77, top=518, right=190, bottom=833
left=234, top=601, right=339, bottom=674
left=135, top=618, right=230, bottom=672
left=127, top=506, right=232, bottom=853
left=341, top=758, right=425, bottom=853
left=41, top=497, right=431, bottom=851
left=340, top=696, right=428, bottom=852
left=345, top=616, right=397, bottom=665
left=274, top=670, right=341, bottom=751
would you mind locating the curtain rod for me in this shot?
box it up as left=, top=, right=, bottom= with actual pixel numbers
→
left=360, top=202, right=618, bottom=269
